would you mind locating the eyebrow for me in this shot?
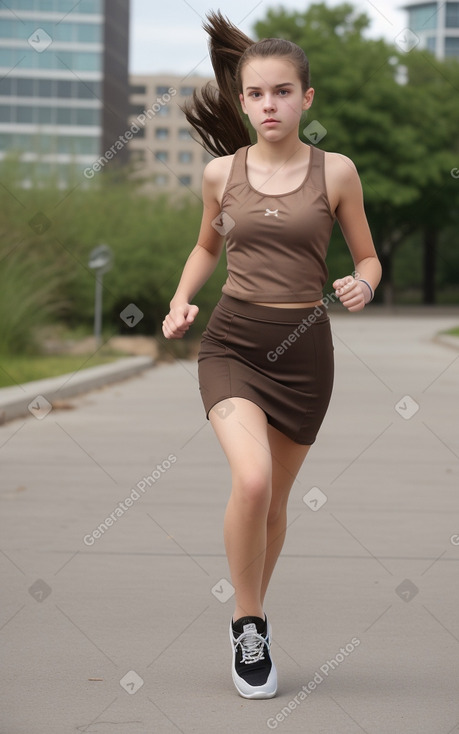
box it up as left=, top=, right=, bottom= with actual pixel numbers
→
left=245, top=82, right=295, bottom=90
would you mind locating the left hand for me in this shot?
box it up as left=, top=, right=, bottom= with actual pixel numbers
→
left=333, top=275, right=367, bottom=312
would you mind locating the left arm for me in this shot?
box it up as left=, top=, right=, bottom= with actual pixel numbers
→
left=327, top=154, right=382, bottom=312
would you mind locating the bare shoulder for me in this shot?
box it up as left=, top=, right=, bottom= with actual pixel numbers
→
left=203, top=154, right=235, bottom=205
left=323, top=151, right=362, bottom=213
left=323, top=151, right=359, bottom=181
left=203, top=154, right=234, bottom=184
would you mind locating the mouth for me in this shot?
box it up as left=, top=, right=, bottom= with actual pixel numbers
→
left=262, top=118, right=280, bottom=125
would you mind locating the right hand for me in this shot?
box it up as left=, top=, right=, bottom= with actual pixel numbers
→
left=162, top=303, right=199, bottom=339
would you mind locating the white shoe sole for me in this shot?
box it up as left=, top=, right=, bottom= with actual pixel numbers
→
left=229, top=620, right=278, bottom=699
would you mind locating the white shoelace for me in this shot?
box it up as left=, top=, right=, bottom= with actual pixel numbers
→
left=235, top=630, right=267, bottom=664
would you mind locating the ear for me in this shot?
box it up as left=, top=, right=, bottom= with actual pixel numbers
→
left=302, top=87, right=315, bottom=111
left=239, top=92, right=248, bottom=115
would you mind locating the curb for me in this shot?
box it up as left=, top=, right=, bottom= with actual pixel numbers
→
left=0, top=356, right=154, bottom=424
left=433, top=333, right=459, bottom=352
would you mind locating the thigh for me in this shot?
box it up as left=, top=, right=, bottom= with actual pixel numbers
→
left=209, top=397, right=272, bottom=484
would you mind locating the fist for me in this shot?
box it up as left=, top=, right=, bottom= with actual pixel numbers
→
left=333, top=275, right=367, bottom=312
left=162, top=303, right=199, bottom=339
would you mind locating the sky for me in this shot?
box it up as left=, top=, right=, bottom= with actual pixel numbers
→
left=129, top=0, right=409, bottom=78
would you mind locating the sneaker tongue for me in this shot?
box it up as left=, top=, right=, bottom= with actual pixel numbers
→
left=233, top=615, right=266, bottom=634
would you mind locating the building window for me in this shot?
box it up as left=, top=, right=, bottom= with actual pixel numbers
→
left=76, top=108, right=99, bottom=125
left=0, top=77, right=12, bottom=95
left=180, top=86, right=195, bottom=96
left=178, top=128, right=192, bottom=140
left=426, top=36, right=436, bottom=52
left=155, top=174, right=168, bottom=186
left=57, top=107, right=73, bottom=124
left=445, top=36, right=459, bottom=55
left=130, top=84, right=147, bottom=95
left=78, top=0, right=103, bottom=12
left=17, top=106, right=34, bottom=123
left=76, top=23, right=101, bottom=43
left=130, top=104, right=145, bottom=116
left=77, top=81, right=101, bottom=98
left=155, top=151, right=168, bottom=162
left=57, top=80, right=73, bottom=98
left=17, top=78, right=35, bottom=96
left=179, top=175, right=192, bottom=186
left=156, top=85, right=170, bottom=95
left=0, top=132, right=99, bottom=155
left=407, top=4, right=437, bottom=31
left=446, top=2, right=459, bottom=27
left=37, top=107, right=53, bottom=124
left=178, top=151, right=192, bottom=164
left=155, top=128, right=169, bottom=139
left=157, top=105, right=169, bottom=116
left=38, top=79, right=54, bottom=97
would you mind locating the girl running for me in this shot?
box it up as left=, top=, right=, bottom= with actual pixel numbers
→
left=162, top=11, right=381, bottom=699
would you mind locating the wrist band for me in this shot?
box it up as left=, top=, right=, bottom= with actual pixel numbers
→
left=359, top=279, right=374, bottom=303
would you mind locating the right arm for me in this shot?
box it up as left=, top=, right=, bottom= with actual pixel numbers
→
left=162, top=158, right=228, bottom=339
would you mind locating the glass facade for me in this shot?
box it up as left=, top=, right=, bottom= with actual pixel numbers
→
left=0, top=0, right=129, bottom=184
left=7, top=0, right=101, bottom=10
left=445, top=36, right=459, bottom=53
left=407, top=3, right=438, bottom=30
left=445, top=2, right=459, bottom=27
left=404, top=2, right=459, bottom=59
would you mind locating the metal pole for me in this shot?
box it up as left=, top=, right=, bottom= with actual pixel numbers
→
left=94, top=272, right=103, bottom=348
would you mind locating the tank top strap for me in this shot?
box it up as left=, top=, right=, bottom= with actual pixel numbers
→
left=307, top=145, right=327, bottom=194
left=226, top=144, right=250, bottom=186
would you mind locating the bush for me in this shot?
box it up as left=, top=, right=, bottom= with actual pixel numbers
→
left=0, top=241, right=70, bottom=355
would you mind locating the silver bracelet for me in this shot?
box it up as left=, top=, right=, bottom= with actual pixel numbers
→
left=359, top=279, right=374, bottom=303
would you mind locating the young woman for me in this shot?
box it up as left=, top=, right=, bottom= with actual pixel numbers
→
left=162, top=11, right=381, bottom=699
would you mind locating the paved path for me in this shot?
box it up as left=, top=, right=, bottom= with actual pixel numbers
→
left=1, top=309, right=459, bottom=734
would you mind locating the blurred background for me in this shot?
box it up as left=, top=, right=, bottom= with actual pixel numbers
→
left=1, top=0, right=459, bottom=387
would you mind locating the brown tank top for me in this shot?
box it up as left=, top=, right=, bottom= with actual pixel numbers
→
left=220, top=144, right=336, bottom=302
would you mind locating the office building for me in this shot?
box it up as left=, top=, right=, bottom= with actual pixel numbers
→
left=128, top=74, right=215, bottom=192
left=0, top=0, right=130, bottom=185
left=402, top=1, right=459, bottom=58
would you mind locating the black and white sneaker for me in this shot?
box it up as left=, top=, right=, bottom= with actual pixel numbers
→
left=229, top=615, right=277, bottom=699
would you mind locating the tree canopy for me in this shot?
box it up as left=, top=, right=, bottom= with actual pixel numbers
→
left=255, top=3, right=459, bottom=303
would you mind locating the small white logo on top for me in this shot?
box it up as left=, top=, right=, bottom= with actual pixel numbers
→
left=265, top=208, right=279, bottom=217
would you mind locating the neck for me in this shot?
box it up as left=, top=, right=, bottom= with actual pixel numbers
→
left=252, top=131, right=307, bottom=165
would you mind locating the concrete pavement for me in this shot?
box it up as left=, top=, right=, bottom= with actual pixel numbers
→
left=1, top=309, right=459, bottom=734
left=0, top=356, right=154, bottom=424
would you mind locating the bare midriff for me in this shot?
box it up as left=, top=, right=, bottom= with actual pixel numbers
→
left=252, top=300, right=323, bottom=308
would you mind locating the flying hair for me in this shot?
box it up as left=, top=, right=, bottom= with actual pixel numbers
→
left=181, top=10, right=311, bottom=157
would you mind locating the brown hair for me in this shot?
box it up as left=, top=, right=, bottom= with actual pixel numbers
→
left=181, top=10, right=310, bottom=157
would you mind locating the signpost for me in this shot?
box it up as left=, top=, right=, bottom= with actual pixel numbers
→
left=88, top=244, right=113, bottom=348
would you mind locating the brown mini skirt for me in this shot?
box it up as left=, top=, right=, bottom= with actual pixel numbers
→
left=197, top=294, right=334, bottom=445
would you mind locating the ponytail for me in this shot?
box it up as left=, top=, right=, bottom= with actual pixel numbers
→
left=181, top=10, right=253, bottom=157
left=182, top=11, right=311, bottom=158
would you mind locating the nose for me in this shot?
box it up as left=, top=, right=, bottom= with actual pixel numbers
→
left=263, top=93, right=276, bottom=112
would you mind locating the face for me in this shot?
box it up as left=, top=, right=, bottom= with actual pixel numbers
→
left=239, top=56, right=314, bottom=141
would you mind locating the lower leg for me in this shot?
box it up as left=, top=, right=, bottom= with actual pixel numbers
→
left=224, top=486, right=270, bottom=621
left=260, top=509, right=287, bottom=607
left=260, top=428, right=311, bottom=608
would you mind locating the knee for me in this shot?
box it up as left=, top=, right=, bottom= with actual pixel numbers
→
left=232, top=469, right=271, bottom=513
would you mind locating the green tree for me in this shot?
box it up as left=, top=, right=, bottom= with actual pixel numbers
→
left=254, top=2, right=459, bottom=304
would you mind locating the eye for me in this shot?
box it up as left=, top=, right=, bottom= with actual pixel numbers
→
left=248, top=91, right=261, bottom=98
left=278, top=89, right=289, bottom=96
